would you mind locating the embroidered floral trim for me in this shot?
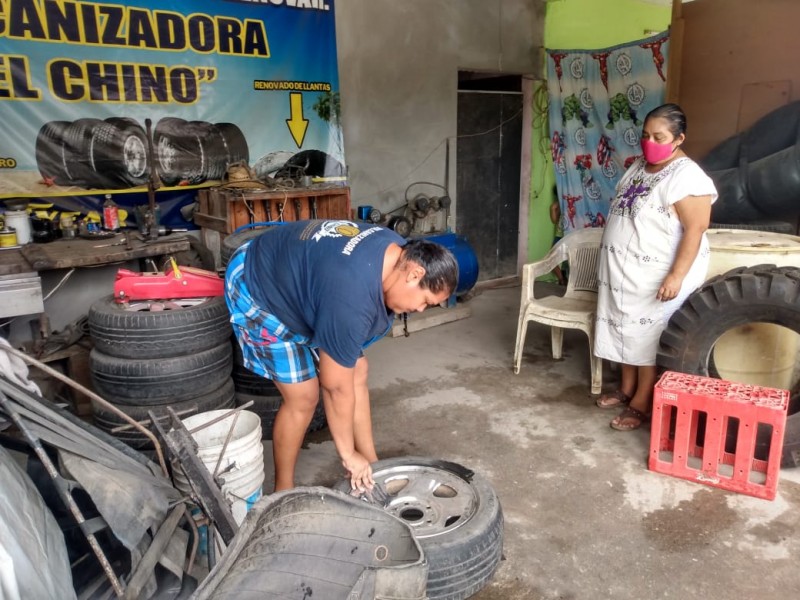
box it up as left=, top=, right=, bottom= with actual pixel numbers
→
left=609, top=158, right=689, bottom=219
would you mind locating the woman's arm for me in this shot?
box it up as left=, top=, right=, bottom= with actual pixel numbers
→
left=318, top=350, right=375, bottom=490
left=657, top=194, right=713, bottom=302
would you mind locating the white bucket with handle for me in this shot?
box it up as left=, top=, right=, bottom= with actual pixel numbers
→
left=172, top=409, right=264, bottom=525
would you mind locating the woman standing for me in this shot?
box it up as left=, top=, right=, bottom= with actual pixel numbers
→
left=594, top=103, right=718, bottom=431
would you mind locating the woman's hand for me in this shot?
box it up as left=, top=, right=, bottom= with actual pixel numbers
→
left=342, top=451, right=374, bottom=492
left=657, top=273, right=684, bottom=302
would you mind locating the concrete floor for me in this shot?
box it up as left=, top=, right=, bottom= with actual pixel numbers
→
left=263, top=285, right=800, bottom=600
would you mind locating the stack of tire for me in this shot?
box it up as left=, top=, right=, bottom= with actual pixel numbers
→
left=87, top=295, right=235, bottom=450
left=221, top=226, right=327, bottom=439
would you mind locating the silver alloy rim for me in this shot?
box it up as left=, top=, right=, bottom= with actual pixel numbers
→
left=374, top=463, right=478, bottom=538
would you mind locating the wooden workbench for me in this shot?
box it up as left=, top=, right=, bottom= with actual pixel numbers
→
left=0, top=234, right=191, bottom=274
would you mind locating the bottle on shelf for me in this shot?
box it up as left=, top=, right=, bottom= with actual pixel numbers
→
left=103, top=194, right=120, bottom=231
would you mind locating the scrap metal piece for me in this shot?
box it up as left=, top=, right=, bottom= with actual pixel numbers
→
left=151, top=408, right=238, bottom=544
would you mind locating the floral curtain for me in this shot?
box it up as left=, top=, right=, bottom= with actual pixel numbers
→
left=547, top=32, right=670, bottom=233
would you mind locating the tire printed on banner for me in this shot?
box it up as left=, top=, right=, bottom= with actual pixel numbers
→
left=154, top=117, right=204, bottom=186
left=61, top=118, right=105, bottom=187
left=90, top=117, right=150, bottom=187
left=35, top=121, right=71, bottom=185
left=217, top=122, right=250, bottom=166
left=155, top=118, right=251, bottom=186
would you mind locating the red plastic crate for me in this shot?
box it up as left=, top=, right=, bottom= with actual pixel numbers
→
left=649, top=371, right=789, bottom=500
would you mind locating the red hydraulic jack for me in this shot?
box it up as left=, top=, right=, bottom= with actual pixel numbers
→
left=114, top=258, right=224, bottom=302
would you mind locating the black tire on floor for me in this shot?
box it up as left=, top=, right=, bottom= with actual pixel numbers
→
left=784, top=410, right=800, bottom=468
left=35, top=121, right=71, bottom=185
left=658, top=264, right=800, bottom=376
left=332, top=457, right=504, bottom=600
left=90, top=341, right=232, bottom=405
left=88, top=295, right=231, bottom=359
left=234, top=391, right=327, bottom=440
left=220, top=226, right=275, bottom=268
left=92, top=378, right=236, bottom=449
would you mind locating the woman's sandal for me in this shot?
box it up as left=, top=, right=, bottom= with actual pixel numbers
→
left=596, top=389, right=631, bottom=409
left=610, top=406, right=649, bottom=431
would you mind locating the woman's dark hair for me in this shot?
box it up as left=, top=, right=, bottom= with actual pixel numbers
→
left=399, top=239, right=459, bottom=295
left=645, top=103, right=687, bottom=138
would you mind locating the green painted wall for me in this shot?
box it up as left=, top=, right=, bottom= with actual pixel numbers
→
left=527, top=0, right=672, bottom=267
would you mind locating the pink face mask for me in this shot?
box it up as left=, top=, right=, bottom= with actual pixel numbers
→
left=641, top=138, right=675, bottom=164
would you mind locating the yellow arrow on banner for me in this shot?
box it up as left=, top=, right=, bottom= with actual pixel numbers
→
left=286, top=92, right=309, bottom=148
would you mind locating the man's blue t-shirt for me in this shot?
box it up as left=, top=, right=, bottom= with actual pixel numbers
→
left=243, top=220, right=405, bottom=368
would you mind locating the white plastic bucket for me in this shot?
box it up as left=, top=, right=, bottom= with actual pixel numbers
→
left=3, top=210, right=31, bottom=245
left=172, top=409, right=264, bottom=525
left=707, top=230, right=800, bottom=389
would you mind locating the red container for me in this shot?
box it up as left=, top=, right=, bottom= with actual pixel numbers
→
left=649, top=371, right=789, bottom=501
left=103, top=196, right=120, bottom=231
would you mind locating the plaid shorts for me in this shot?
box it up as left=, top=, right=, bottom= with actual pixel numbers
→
left=224, top=241, right=318, bottom=384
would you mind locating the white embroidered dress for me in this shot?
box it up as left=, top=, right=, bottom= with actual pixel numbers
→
left=594, top=156, right=718, bottom=366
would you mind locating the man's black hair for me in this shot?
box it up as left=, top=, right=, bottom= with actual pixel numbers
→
left=399, top=239, right=459, bottom=295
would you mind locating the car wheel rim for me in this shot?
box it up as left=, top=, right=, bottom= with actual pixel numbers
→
left=120, top=298, right=210, bottom=312
left=374, top=464, right=478, bottom=538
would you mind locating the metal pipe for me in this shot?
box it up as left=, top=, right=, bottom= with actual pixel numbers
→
left=183, top=507, right=200, bottom=573
left=186, top=401, right=253, bottom=435
left=212, top=410, right=240, bottom=479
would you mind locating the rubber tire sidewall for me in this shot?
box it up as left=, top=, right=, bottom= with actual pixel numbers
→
left=89, top=341, right=232, bottom=405
left=35, top=121, right=71, bottom=185
left=88, top=295, right=231, bottom=359
left=658, top=265, right=800, bottom=376
left=220, top=226, right=275, bottom=268
left=92, top=378, right=236, bottom=449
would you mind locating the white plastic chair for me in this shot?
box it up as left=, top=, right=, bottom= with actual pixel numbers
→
left=513, top=227, right=604, bottom=394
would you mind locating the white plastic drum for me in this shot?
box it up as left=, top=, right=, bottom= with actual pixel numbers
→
left=707, top=229, right=800, bottom=389
left=172, top=409, right=264, bottom=525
